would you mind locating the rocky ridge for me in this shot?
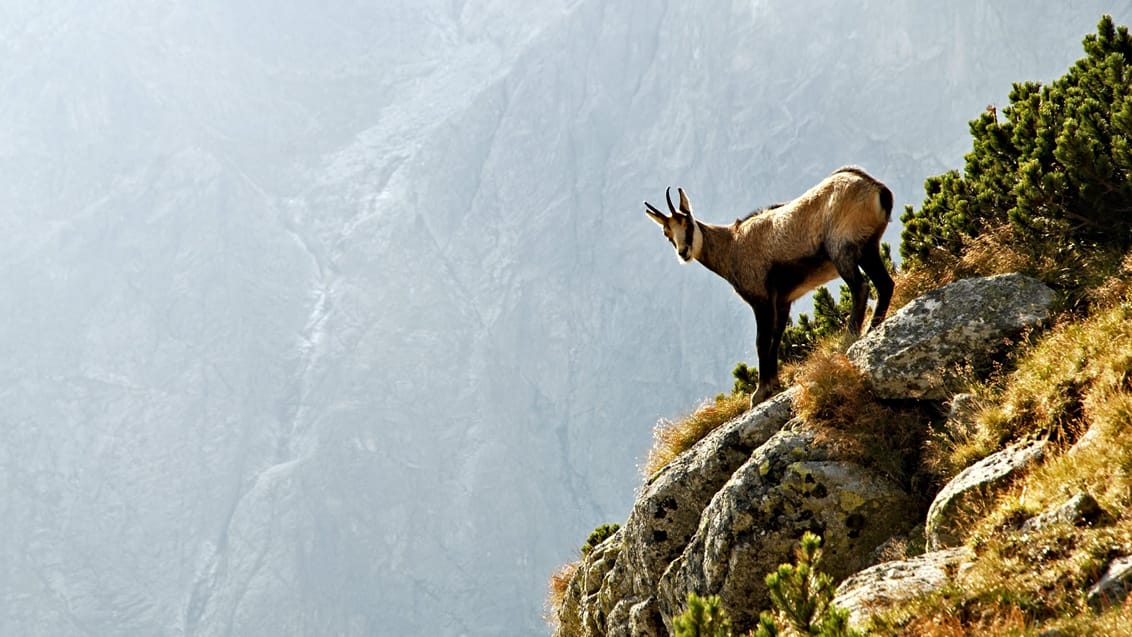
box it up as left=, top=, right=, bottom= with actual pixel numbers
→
left=553, top=274, right=1067, bottom=635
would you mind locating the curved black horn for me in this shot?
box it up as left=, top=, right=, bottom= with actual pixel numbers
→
left=666, top=186, right=679, bottom=216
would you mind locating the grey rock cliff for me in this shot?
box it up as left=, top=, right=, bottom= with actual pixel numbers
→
left=657, top=426, right=920, bottom=633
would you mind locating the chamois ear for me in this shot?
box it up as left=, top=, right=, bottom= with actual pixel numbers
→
left=677, top=187, right=693, bottom=216
left=644, top=201, right=667, bottom=226
left=665, top=186, right=686, bottom=219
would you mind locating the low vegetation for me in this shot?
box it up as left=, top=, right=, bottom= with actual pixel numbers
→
left=673, top=533, right=860, bottom=637
left=900, top=15, right=1132, bottom=311
left=865, top=288, right=1132, bottom=635
left=642, top=391, right=750, bottom=479
left=792, top=345, right=933, bottom=489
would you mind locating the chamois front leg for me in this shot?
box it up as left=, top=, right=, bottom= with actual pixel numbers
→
left=750, top=300, right=782, bottom=408
left=771, top=294, right=792, bottom=366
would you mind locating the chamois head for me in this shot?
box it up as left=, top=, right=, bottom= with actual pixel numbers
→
left=645, top=187, right=701, bottom=262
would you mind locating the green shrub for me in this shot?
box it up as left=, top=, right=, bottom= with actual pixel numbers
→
left=900, top=15, right=1132, bottom=307
left=671, top=534, right=860, bottom=637
left=754, top=532, right=863, bottom=637
left=732, top=362, right=759, bottom=395
left=674, top=593, right=733, bottom=637
left=581, top=523, right=620, bottom=557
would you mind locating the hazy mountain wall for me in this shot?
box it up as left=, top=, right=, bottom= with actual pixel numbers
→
left=1, top=2, right=1128, bottom=636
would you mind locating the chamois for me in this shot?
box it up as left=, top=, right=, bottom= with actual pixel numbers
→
left=644, top=166, right=894, bottom=407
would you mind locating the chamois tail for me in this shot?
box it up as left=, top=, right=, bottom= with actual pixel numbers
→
left=878, top=185, right=893, bottom=221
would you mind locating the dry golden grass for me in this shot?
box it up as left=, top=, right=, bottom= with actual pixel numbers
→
left=868, top=290, right=1132, bottom=636
left=792, top=345, right=930, bottom=487
left=544, top=560, right=579, bottom=631
left=891, top=224, right=1037, bottom=311
left=936, top=298, right=1132, bottom=476
left=641, top=392, right=749, bottom=478
left=1076, top=598, right=1132, bottom=637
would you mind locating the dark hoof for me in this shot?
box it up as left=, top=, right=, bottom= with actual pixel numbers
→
left=749, top=384, right=780, bottom=409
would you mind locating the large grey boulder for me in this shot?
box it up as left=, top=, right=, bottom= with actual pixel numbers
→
left=657, top=426, right=921, bottom=633
left=555, top=390, right=796, bottom=637
left=925, top=440, right=1046, bottom=551
left=623, top=389, right=796, bottom=590
left=833, top=546, right=973, bottom=630
left=848, top=273, right=1055, bottom=399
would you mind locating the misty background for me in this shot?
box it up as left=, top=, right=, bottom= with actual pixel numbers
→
left=2, top=2, right=1130, bottom=636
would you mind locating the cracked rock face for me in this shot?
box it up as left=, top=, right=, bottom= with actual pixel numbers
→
left=848, top=273, right=1055, bottom=399
left=623, top=390, right=797, bottom=592
left=656, top=427, right=920, bottom=633
left=554, top=393, right=796, bottom=637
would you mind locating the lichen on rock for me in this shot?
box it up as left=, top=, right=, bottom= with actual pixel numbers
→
left=848, top=273, right=1055, bottom=400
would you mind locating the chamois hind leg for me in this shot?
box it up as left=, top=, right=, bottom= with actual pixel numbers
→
left=860, top=239, right=894, bottom=331
left=750, top=300, right=781, bottom=408
left=832, top=247, right=869, bottom=337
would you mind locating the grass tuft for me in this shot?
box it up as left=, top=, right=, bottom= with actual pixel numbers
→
left=544, top=560, right=579, bottom=631
left=867, top=291, right=1132, bottom=635
left=891, top=224, right=1037, bottom=311
left=642, top=392, right=749, bottom=478
left=792, top=345, right=931, bottom=488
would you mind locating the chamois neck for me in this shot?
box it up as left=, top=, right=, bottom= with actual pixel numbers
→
left=692, top=221, right=737, bottom=279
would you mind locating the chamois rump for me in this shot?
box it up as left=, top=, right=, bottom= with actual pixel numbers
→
left=644, top=166, right=894, bottom=407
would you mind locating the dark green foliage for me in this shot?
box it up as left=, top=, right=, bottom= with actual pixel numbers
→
left=778, top=286, right=852, bottom=363
left=901, top=15, right=1132, bottom=299
left=755, top=532, right=862, bottom=637
left=581, top=523, right=620, bottom=557
left=732, top=362, right=759, bottom=395
left=673, top=593, right=733, bottom=637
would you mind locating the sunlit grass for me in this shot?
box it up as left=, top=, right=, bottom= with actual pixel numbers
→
left=792, top=344, right=931, bottom=488
left=935, top=297, right=1132, bottom=478
left=544, top=560, right=579, bottom=632
left=865, top=289, right=1132, bottom=635
left=641, top=392, right=750, bottom=478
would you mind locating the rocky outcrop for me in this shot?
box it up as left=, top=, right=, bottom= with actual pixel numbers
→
left=1020, top=492, right=1113, bottom=533
left=925, top=441, right=1046, bottom=551
left=625, top=390, right=797, bottom=591
left=657, top=426, right=921, bottom=632
left=833, top=546, right=973, bottom=629
left=553, top=390, right=798, bottom=637
left=848, top=273, right=1055, bottom=399
left=553, top=274, right=1061, bottom=636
